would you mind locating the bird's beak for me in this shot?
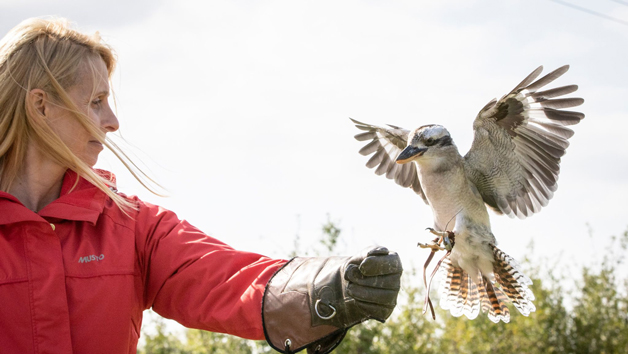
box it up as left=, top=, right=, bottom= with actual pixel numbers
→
left=396, top=146, right=427, bottom=164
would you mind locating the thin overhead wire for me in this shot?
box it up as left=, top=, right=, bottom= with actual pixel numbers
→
left=609, top=0, right=628, bottom=7
left=549, top=0, right=628, bottom=27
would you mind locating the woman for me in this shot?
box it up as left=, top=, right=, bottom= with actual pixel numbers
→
left=0, top=18, right=402, bottom=354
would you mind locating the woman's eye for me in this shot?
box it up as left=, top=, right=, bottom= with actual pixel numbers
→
left=91, top=98, right=102, bottom=106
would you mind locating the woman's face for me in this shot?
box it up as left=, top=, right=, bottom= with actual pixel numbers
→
left=46, top=57, right=119, bottom=167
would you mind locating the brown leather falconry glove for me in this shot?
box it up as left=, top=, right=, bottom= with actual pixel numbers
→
left=262, top=246, right=402, bottom=354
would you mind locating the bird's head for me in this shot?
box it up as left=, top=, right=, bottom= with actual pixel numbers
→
left=396, top=125, right=456, bottom=164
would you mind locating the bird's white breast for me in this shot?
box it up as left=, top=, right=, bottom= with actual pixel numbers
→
left=416, top=159, right=487, bottom=231
left=416, top=158, right=496, bottom=279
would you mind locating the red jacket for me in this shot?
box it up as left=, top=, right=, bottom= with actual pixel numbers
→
left=0, top=170, right=287, bottom=354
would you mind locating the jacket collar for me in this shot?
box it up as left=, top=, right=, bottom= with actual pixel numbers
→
left=0, top=169, right=115, bottom=226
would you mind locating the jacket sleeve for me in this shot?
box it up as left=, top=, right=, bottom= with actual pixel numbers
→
left=134, top=199, right=287, bottom=340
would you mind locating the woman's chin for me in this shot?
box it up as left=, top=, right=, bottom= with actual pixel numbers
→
left=80, top=153, right=99, bottom=168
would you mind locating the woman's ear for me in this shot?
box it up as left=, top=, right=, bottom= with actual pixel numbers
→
left=28, top=88, right=47, bottom=117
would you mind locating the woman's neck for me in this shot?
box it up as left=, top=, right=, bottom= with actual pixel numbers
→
left=8, top=145, right=66, bottom=212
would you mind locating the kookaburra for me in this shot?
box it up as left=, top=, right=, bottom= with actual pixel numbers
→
left=350, top=65, right=584, bottom=323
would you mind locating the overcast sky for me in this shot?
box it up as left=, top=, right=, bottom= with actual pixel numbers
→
left=2, top=0, right=627, bottom=293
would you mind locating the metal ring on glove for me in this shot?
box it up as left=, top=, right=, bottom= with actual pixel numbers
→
left=314, top=299, right=337, bottom=320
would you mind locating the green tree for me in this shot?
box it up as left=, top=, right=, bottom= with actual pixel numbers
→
left=139, top=313, right=269, bottom=354
left=434, top=274, right=572, bottom=354
left=180, top=329, right=259, bottom=354
left=569, top=231, right=628, bottom=353
left=319, top=214, right=341, bottom=255
left=140, top=313, right=186, bottom=354
left=335, top=267, right=441, bottom=354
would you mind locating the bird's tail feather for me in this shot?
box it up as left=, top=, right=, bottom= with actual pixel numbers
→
left=479, top=274, right=511, bottom=323
left=438, top=245, right=535, bottom=323
left=491, top=244, right=536, bottom=316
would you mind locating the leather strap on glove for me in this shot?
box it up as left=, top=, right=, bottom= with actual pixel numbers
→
left=262, top=246, right=402, bottom=354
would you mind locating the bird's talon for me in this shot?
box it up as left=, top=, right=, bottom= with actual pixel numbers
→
left=426, top=228, right=447, bottom=238
left=417, top=242, right=445, bottom=251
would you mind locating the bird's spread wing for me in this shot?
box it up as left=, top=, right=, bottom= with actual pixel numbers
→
left=350, top=118, right=427, bottom=203
left=464, top=65, right=584, bottom=219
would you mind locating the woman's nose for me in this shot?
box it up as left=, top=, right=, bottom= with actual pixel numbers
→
left=101, top=104, right=119, bottom=133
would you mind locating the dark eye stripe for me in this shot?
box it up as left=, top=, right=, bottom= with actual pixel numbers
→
left=425, top=135, right=453, bottom=147
left=438, top=135, right=453, bottom=147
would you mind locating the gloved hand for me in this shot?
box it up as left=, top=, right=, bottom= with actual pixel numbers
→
left=311, top=246, right=402, bottom=328
left=262, top=246, right=403, bottom=354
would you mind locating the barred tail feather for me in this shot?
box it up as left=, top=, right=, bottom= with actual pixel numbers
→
left=438, top=247, right=534, bottom=323
left=491, top=245, right=536, bottom=316
left=464, top=274, right=481, bottom=318
left=477, top=275, right=491, bottom=314
left=438, top=256, right=480, bottom=320
left=440, top=257, right=463, bottom=315
left=480, top=275, right=511, bottom=323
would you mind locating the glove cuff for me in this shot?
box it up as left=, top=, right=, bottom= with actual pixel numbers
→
left=262, top=257, right=347, bottom=354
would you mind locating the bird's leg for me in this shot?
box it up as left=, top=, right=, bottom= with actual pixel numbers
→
left=418, top=228, right=445, bottom=251
left=419, top=228, right=454, bottom=320
left=417, top=238, right=444, bottom=251
left=434, top=229, right=454, bottom=251
left=420, top=228, right=455, bottom=251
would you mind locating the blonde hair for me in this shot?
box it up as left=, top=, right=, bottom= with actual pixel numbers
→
left=0, top=17, right=159, bottom=211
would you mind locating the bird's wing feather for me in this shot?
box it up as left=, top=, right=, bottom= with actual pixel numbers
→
left=350, top=118, right=427, bottom=203
left=464, top=65, right=584, bottom=219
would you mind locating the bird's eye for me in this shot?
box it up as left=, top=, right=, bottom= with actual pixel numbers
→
left=425, top=138, right=435, bottom=146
